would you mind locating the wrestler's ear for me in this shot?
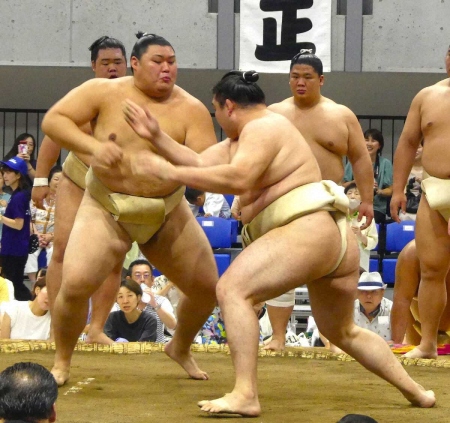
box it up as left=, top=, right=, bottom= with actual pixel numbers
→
left=319, top=75, right=324, bottom=87
left=225, top=99, right=234, bottom=116
left=91, top=60, right=96, bottom=73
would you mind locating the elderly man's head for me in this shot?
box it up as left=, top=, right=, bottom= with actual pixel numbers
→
left=357, top=272, right=386, bottom=315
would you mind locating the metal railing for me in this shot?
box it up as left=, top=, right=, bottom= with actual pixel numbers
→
left=0, top=108, right=406, bottom=163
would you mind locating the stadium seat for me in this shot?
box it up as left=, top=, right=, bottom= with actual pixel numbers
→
left=214, top=253, right=231, bottom=276
left=223, top=194, right=234, bottom=208
left=369, top=258, right=379, bottom=272
left=382, top=258, right=397, bottom=284
left=196, top=216, right=233, bottom=248
left=385, top=221, right=415, bottom=253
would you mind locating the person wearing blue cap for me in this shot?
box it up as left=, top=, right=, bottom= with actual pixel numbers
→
left=0, top=157, right=32, bottom=300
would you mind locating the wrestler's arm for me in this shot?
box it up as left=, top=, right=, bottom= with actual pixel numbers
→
left=31, top=136, right=61, bottom=208
left=345, top=109, right=374, bottom=228
left=166, top=122, right=277, bottom=194
left=42, top=79, right=105, bottom=156
left=124, top=99, right=229, bottom=166
left=390, top=92, right=424, bottom=222
left=390, top=244, right=420, bottom=344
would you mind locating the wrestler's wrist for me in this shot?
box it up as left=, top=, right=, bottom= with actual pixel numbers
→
left=33, top=178, right=49, bottom=187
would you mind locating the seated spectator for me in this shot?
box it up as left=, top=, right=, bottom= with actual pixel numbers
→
left=3, top=133, right=37, bottom=187
left=1, top=275, right=51, bottom=340
left=391, top=240, right=450, bottom=345
left=127, top=259, right=177, bottom=342
left=343, top=129, right=393, bottom=223
left=185, top=187, right=231, bottom=218
left=198, top=306, right=227, bottom=345
left=104, top=279, right=157, bottom=343
left=399, top=143, right=423, bottom=222
left=0, top=157, right=32, bottom=300
left=25, top=166, right=61, bottom=282
left=0, top=362, right=58, bottom=423
left=0, top=171, right=11, bottom=256
left=152, top=273, right=181, bottom=318
left=345, top=183, right=378, bottom=271
left=354, top=272, right=392, bottom=342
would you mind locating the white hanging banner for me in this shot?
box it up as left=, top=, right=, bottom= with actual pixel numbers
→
left=239, top=0, right=332, bottom=73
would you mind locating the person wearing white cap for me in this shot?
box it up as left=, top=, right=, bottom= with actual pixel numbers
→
left=354, top=272, right=393, bottom=342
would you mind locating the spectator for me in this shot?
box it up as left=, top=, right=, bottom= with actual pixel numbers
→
left=345, top=183, right=378, bottom=271
left=127, top=259, right=177, bottom=342
left=104, top=279, right=157, bottom=343
left=198, top=306, right=227, bottom=345
left=3, top=133, right=37, bottom=187
left=0, top=157, right=32, bottom=300
left=399, top=143, right=423, bottom=222
left=24, top=167, right=61, bottom=282
left=354, top=272, right=392, bottom=342
left=0, top=362, right=57, bottom=423
left=1, top=275, right=51, bottom=340
left=0, top=172, right=11, bottom=255
left=185, top=187, right=231, bottom=218
left=344, top=129, right=393, bottom=223
left=153, top=273, right=181, bottom=318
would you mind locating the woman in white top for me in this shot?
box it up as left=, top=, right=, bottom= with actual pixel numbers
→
left=1, top=274, right=51, bottom=340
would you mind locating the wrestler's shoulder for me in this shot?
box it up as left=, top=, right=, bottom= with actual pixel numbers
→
left=319, top=97, right=356, bottom=120
left=413, top=79, right=450, bottom=100
left=78, top=76, right=133, bottom=95
left=267, top=97, right=294, bottom=113
left=171, top=85, right=208, bottom=108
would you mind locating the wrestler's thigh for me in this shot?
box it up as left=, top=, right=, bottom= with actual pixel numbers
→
left=61, top=191, right=131, bottom=295
left=415, top=196, right=450, bottom=275
left=52, top=174, right=84, bottom=256
left=139, top=200, right=218, bottom=296
left=217, top=211, right=351, bottom=305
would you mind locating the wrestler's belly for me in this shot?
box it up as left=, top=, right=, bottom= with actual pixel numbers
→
left=240, top=171, right=319, bottom=223
left=92, top=163, right=181, bottom=197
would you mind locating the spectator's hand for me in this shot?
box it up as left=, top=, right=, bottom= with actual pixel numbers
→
left=123, top=99, right=162, bottom=142
left=351, top=224, right=362, bottom=238
left=39, top=233, right=53, bottom=246
left=91, top=141, right=123, bottom=169
left=0, top=199, right=7, bottom=207
left=203, top=213, right=212, bottom=217
left=17, top=152, right=31, bottom=162
left=390, top=192, right=406, bottom=223
left=356, top=201, right=374, bottom=229
left=31, top=187, right=49, bottom=209
left=415, top=176, right=422, bottom=184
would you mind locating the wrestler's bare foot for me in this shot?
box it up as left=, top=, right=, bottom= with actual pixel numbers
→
left=403, top=384, right=436, bottom=408
left=51, top=365, right=70, bottom=387
left=164, top=340, right=208, bottom=380
left=198, top=392, right=261, bottom=417
left=263, top=338, right=285, bottom=352
left=404, top=346, right=438, bottom=360
left=85, top=331, right=113, bottom=345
